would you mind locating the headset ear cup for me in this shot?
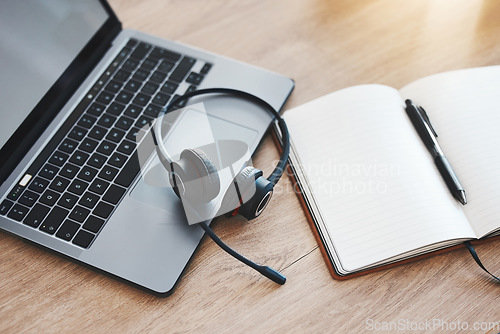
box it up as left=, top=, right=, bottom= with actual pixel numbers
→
left=238, top=174, right=274, bottom=220
left=218, top=166, right=273, bottom=220
left=218, top=167, right=261, bottom=217
left=170, top=148, right=220, bottom=202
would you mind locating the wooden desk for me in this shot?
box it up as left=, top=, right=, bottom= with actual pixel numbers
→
left=1, top=0, right=499, bottom=332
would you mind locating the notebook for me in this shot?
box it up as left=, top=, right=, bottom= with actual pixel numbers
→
left=282, top=66, right=500, bottom=278
left=0, top=0, right=294, bottom=295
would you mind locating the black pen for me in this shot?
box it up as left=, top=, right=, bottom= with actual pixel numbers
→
left=405, top=99, right=467, bottom=205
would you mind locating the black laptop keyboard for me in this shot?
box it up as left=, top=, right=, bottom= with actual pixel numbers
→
left=0, top=39, right=212, bottom=249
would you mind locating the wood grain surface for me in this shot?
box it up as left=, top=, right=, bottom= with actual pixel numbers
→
left=1, top=0, right=499, bottom=333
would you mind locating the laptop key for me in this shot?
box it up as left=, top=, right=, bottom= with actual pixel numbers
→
left=157, top=60, right=175, bottom=74
left=28, top=177, right=50, bottom=193
left=56, top=220, right=80, bottom=241
left=7, top=184, right=25, bottom=201
left=115, top=157, right=141, bottom=188
left=200, top=63, right=212, bottom=75
left=117, top=140, right=135, bottom=155
left=132, top=93, right=150, bottom=107
left=169, top=56, right=196, bottom=83
left=72, top=229, right=95, bottom=248
left=88, top=125, right=107, bottom=140
left=126, top=127, right=146, bottom=142
left=103, top=185, right=126, bottom=205
left=124, top=104, right=143, bottom=118
left=88, top=179, right=109, bottom=195
left=59, top=139, right=79, bottom=154
left=78, top=166, right=99, bottom=182
left=18, top=190, right=39, bottom=207
left=39, top=164, right=59, bottom=180
left=116, top=116, right=134, bottom=131
left=97, top=140, right=117, bottom=156
left=136, top=116, right=153, bottom=129
left=144, top=104, right=161, bottom=117
left=114, top=69, right=131, bottom=82
left=126, top=38, right=138, bottom=48
left=83, top=216, right=105, bottom=233
left=122, top=59, right=139, bottom=71
left=116, top=91, right=134, bottom=104
left=161, top=81, right=178, bottom=95
left=87, top=153, right=107, bottom=169
left=98, top=165, right=119, bottom=181
left=124, top=79, right=142, bottom=93
left=77, top=114, right=97, bottom=129
left=132, top=69, right=149, bottom=81
left=150, top=47, right=181, bottom=62
left=68, top=126, right=88, bottom=142
left=130, top=42, right=152, bottom=60
left=79, top=191, right=100, bottom=209
left=40, top=206, right=69, bottom=234
left=67, top=179, right=88, bottom=196
left=59, top=163, right=80, bottom=179
left=186, top=72, right=204, bottom=85
left=79, top=138, right=99, bottom=153
left=106, top=129, right=126, bottom=143
left=49, top=151, right=69, bottom=167
left=0, top=200, right=14, bottom=215
left=108, top=102, right=125, bottom=116
left=57, top=192, right=79, bottom=210
left=69, top=150, right=90, bottom=166
left=141, top=58, right=158, bottom=70
left=87, top=103, right=106, bottom=116
left=116, top=128, right=155, bottom=187
left=23, top=204, right=50, bottom=228
left=96, top=91, right=114, bottom=105
left=7, top=204, right=29, bottom=222
left=186, top=85, right=197, bottom=95
left=150, top=71, right=167, bottom=83
left=49, top=176, right=70, bottom=193
left=172, top=94, right=189, bottom=108
left=152, top=92, right=170, bottom=106
left=109, top=152, right=127, bottom=169
left=97, top=114, right=117, bottom=128
left=142, top=82, right=159, bottom=95
left=69, top=205, right=90, bottom=223
left=105, top=80, right=122, bottom=94
left=39, top=189, right=60, bottom=206
left=93, top=202, right=114, bottom=219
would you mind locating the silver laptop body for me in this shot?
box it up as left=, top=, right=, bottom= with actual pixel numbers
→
left=0, top=1, right=294, bottom=295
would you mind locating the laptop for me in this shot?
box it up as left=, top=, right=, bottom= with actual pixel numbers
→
left=0, top=0, right=294, bottom=295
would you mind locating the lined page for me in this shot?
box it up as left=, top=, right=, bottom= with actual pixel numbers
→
left=284, top=85, right=474, bottom=272
left=400, top=66, right=500, bottom=237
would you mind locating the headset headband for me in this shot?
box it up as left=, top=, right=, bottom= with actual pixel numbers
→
left=152, top=88, right=290, bottom=186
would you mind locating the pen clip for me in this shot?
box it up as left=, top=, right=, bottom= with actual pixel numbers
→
left=418, top=106, right=438, bottom=137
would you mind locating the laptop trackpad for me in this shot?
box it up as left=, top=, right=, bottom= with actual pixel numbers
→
left=129, top=162, right=186, bottom=221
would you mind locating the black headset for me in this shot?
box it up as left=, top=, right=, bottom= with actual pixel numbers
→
left=151, top=88, right=290, bottom=285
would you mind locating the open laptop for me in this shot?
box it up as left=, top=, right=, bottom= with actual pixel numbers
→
left=0, top=0, right=294, bottom=295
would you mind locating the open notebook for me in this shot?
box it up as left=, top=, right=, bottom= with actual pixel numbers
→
left=283, top=66, right=500, bottom=277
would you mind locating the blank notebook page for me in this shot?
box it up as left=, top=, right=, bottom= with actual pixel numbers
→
left=284, top=85, right=474, bottom=271
left=400, top=65, right=500, bottom=237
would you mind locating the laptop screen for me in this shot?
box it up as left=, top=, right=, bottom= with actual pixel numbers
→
left=0, top=0, right=119, bottom=184
left=0, top=1, right=108, bottom=149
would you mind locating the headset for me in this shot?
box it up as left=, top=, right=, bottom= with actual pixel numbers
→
left=151, top=88, right=290, bottom=285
